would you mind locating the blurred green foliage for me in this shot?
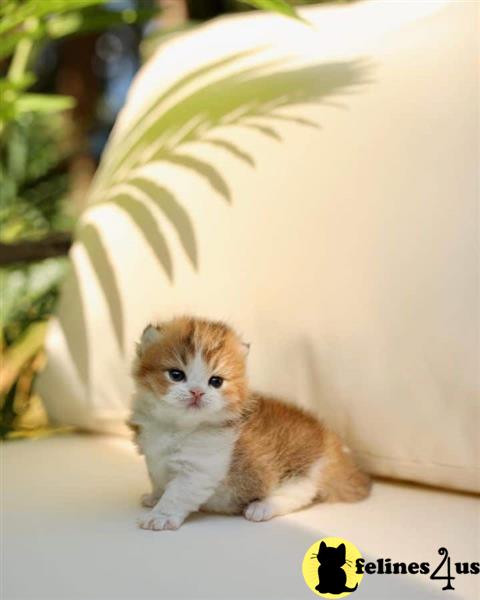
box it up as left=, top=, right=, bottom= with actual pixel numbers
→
left=1, top=113, right=72, bottom=242
left=0, top=110, right=71, bottom=351
left=238, top=0, right=300, bottom=19
left=0, top=116, right=70, bottom=424
left=0, top=0, right=157, bottom=437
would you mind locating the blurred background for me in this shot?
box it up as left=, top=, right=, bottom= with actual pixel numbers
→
left=0, top=0, right=347, bottom=439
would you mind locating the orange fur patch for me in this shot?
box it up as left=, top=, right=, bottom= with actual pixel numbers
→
left=228, top=395, right=370, bottom=508
left=134, top=317, right=248, bottom=413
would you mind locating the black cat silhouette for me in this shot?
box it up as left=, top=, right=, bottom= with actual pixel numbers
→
left=314, top=541, right=358, bottom=595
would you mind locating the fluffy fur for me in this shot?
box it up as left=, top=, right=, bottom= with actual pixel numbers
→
left=129, top=316, right=370, bottom=531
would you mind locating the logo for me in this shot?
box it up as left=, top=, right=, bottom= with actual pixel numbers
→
left=302, top=537, right=364, bottom=598
left=302, top=540, right=479, bottom=596
left=355, top=547, right=479, bottom=591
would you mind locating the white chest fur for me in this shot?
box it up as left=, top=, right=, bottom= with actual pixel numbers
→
left=137, top=418, right=237, bottom=498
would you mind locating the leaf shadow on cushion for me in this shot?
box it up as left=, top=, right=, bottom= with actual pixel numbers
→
left=77, top=223, right=125, bottom=353
left=76, top=51, right=373, bottom=356
left=56, top=258, right=90, bottom=392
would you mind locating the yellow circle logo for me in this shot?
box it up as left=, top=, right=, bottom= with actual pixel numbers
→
left=302, top=537, right=364, bottom=598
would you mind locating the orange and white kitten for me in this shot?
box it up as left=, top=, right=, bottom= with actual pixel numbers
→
left=129, top=317, right=370, bottom=531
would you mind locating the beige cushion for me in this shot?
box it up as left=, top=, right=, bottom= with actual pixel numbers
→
left=37, top=0, right=479, bottom=493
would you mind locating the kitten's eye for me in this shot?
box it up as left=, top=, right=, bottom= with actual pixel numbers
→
left=208, top=376, right=223, bottom=389
left=167, top=369, right=186, bottom=382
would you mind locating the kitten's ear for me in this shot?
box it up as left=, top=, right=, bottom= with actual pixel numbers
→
left=136, top=324, right=161, bottom=355
left=320, top=541, right=327, bottom=550
left=241, top=342, right=250, bottom=356
left=337, top=543, right=346, bottom=558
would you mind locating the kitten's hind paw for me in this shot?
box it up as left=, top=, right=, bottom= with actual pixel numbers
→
left=244, top=501, right=274, bottom=522
left=140, top=493, right=160, bottom=508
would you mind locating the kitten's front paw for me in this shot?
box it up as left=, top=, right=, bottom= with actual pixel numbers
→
left=140, top=493, right=159, bottom=508
left=137, top=512, right=183, bottom=531
left=244, top=501, right=274, bottom=522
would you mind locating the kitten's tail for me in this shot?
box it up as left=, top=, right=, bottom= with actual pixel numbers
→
left=344, top=584, right=358, bottom=592
left=317, top=430, right=371, bottom=503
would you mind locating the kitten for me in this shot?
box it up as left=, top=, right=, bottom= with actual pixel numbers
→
left=129, top=316, right=370, bottom=531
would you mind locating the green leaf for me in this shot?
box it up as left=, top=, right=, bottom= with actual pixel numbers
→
left=0, top=0, right=104, bottom=35
left=0, top=259, right=68, bottom=331
left=0, top=30, right=26, bottom=60
left=16, top=94, right=76, bottom=114
left=5, top=122, right=28, bottom=183
left=239, top=0, right=304, bottom=22
left=0, top=74, right=36, bottom=93
left=0, top=269, right=26, bottom=330
left=47, top=7, right=158, bottom=39
left=0, top=320, right=47, bottom=397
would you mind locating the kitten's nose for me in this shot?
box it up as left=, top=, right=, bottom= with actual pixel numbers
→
left=189, top=388, right=204, bottom=403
